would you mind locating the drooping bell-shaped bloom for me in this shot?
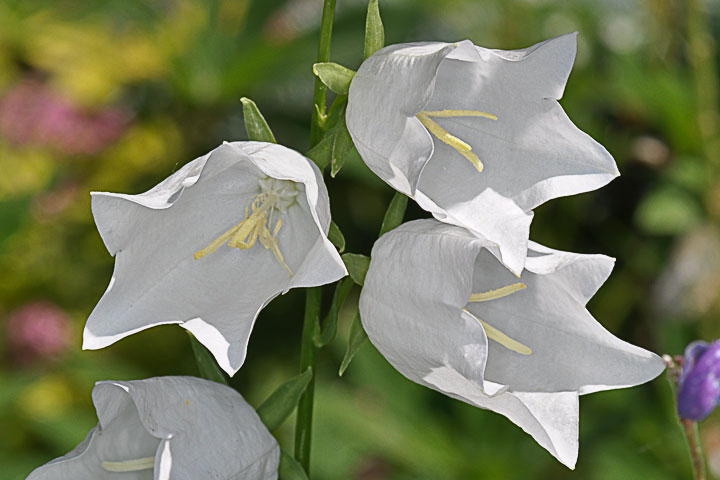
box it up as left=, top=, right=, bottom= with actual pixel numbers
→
left=677, top=340, right=720, bottom=421
left=346, top=33, right=618, bottom=274
left=84, top=141, right=347, bottom=375
left=26, top=376, right=279, bottom=480
left=359, top=219, right=664, bottom=468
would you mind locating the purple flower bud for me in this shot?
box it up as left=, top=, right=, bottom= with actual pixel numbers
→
left=677, top=340, right=720, bottom=421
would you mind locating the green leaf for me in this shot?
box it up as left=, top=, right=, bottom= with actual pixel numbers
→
left=306, top=132, right=334, bottom=170
left=279, top=449, right=309, bottom=480
left=339, top=311, right=368, bottom=376
left=312, top=62, right=356, bottom=96
left=305, top=109, right=356, bottom=177
left=379, top=192, right=408, bottom=236
left=187, top=333, right=229, bottom=385
left=330, top=117, right=354, bottom=177
left=257, top=368, right=312, bottom=431
left=328, top=220, right=345, bottom=253
left=364, top=0, right=384, bottom=59
left=324, top=95, right=348, bottom=131
left=240, top=97, right=277, bottom=143
left=341, top=253, right=371, bottom=286
left=314, top=277, right=355, bottom=348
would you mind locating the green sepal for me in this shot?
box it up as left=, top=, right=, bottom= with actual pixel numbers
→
left=379, top=192, right=408, bottom=236
left=314, top=277, right=355, bottom=348
left=339, top=311, right=368, bottom=376
left=257, top=368, right=313, bottom=431
left=240, top=97, right=277, bottom=143
left=187, top=332, right=229, bottom=385
left=341, top=253, right=370, bottom=286
left=328, top=220, right=345, bottom=253
left=364, top=0, right=385, bottom=59
left=279, top=449, right=309, bottom=480
left=312, top=62, right=356, bottom=96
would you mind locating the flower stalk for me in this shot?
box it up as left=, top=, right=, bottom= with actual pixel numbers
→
left=295, top=0, right=337, bottom=473
left=664, top=354, right=707, bottom=480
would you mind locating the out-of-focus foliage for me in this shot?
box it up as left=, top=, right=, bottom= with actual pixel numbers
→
left=0, top=0, right=719, bottom=478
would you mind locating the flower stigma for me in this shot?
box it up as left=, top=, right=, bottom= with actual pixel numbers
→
left=194, top=177, right=298, bottom=275
left=465, top=282, right=531, bottom=355
left=416, top=109, right=497, bottom=172
left=101, top=456, right=155, bottom=472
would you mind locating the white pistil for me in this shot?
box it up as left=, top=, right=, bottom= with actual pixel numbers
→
left=463, top=308, right=532, bottom=355
left=194, top=178, right=296, bottom=275
left=101, top=456, right=155, bottom=472
left=469, top=283, right=526, bottom=302
left=416, top=109, right=497, bottom=172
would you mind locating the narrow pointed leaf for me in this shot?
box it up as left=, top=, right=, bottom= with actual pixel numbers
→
left=241, top=97, right=277, bottom=143
left=379, top=192, right=407, bottom=236
left=339, top=311, right=368, bottom=376
left=328, top=220, right=345, bottom=253
left=324, top=95, right=348, bottom=131
left=314, top=277, right=355, bottom=347
left=330, top=118, right=354, bottom=177
left=279, top=449, right=309, bottom=480
left=306, top=133, right=333, bottom=169
left=257, top=368, right=312, bottom=431
left=364, top=0, right=384, bottom=59
left=312, top=62, right=356, bottom=96
left=187, top=332, right=229, bottom=385
left=341, top=253, right=371, bottom=286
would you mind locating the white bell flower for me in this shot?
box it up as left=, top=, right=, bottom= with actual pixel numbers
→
left=26, top=376, right=279, bottom=479
left=84, top=141, right=347, bottom=375
left=346, top=33, right=618, bottom=274
left=359, top=219, right=664, bottom=468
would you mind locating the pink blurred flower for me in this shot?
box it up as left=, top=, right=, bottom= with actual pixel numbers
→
left=7, top=301, right=73, bottom=362
left=0, top=78, right=131, bottom=155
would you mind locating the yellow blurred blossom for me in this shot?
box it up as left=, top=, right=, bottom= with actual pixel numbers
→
left=18, top=376, right=74, bottom=421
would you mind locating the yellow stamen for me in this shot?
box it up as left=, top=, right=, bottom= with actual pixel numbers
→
left=422, top=109, right=498, bottom=121
left=194, top=191, right=293, bottom=275
left=416, top=109, right=497, bottom=172
left=101, top=457, right=155, bottom=472
left=469, top=283, right=526, bottom=303
left=463, top=308, right=532, bottom=355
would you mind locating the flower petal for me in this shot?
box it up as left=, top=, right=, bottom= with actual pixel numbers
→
left=85, top=142, right=346, bottom=375
left=27, top=376, right=279, bottom=480
left=347, top=42, right=455, bottom=196
left=469, top=242, right=665, bottom=394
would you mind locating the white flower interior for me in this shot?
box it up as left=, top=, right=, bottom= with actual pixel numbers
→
left=465, top=281, right=531, bottom=355
left=194, top=176, right=299, bottom=275
left=415, top=109, right=497, bottom=172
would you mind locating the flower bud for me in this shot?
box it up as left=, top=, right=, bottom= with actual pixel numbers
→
left=678, top=340, right=720, bottom=421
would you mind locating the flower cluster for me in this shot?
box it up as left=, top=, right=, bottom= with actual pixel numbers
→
left=348, top=33, right=665, bottom=468
left=29, top=23, right=666, bottom=479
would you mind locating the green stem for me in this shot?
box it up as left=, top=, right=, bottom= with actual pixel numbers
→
left=664, top=355, right=708, bottom=480
left=294, top=287, right=322, bottom=473
left=309, top=0, right=337, bottom=147
left=681, top=419, right=707, bottom=480
left=294, top=0, right=336, bottom=473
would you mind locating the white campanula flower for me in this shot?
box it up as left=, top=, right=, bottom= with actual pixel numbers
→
left=346, top=33, right=618, bottom=274
left=26, top=376, right=279, bottom=480
left=84, top=141, right=347, bottom=375
left=359, top=220, right=664, bottom=468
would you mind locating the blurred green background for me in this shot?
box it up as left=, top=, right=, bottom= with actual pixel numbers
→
left=1, top=0, right=719, bottom=478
